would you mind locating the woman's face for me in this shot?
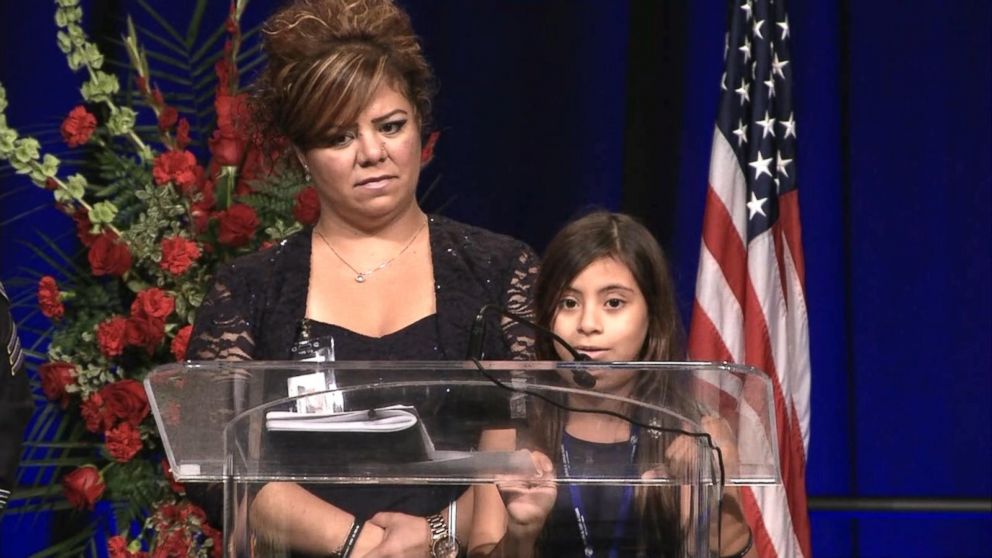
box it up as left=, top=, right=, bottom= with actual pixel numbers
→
left=300, top=82, right=422, bottom=227
left=551, top=256, right=649, bottom=392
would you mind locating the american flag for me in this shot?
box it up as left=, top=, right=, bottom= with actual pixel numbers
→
left=688, top=1, right=812, bottom=558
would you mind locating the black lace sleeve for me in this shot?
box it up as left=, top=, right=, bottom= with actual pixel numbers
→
left=187, top=261, right=257, bottom=361
left=500, top=244, right=540, bottom=360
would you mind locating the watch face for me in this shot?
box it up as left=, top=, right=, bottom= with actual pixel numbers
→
left=432, top=537, right=460, bottom=558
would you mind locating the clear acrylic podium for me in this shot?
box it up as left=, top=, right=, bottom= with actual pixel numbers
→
left=145, top=361, right=780, bottom=557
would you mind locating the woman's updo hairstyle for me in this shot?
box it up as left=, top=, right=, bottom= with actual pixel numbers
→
left=255, top=0, right=436, bottom=151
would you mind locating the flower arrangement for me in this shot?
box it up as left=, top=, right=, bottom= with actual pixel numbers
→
left=0, top=1, right=328, bottom=555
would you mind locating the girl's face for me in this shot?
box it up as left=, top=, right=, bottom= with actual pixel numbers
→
left=551, top=256, right=650, bottom=390
left=300, top=82, right=422, bottom=227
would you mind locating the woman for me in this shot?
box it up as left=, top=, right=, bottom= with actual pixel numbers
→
left=496, top=212, right=753, bottom=557
left=187, top=1, right=537, bottom=555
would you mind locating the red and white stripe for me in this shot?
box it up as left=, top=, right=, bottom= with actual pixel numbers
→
left=689, top=128, right=812, bottom=558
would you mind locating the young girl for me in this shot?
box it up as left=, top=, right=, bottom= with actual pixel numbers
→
left=496, top=212, right=753, bottom=558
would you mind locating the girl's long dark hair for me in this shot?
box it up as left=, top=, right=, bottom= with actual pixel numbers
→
left=531, top=211, right=691, bottom=557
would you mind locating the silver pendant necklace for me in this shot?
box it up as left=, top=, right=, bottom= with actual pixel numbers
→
left=315, top=219, right=427, bottom=283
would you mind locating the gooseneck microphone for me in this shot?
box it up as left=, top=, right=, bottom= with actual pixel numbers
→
left=466, top=304, right=597, bottom=389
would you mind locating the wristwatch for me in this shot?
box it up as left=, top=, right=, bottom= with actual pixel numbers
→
left=426, top=512, right=459, bottom=558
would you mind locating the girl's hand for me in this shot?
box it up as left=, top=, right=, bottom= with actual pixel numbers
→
left=665, top=416, right=740, bottom=479
left=495, top=450, right=557, bottom=535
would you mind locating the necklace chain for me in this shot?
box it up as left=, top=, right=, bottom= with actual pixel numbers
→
left=315, top=219, right=427, bottom=283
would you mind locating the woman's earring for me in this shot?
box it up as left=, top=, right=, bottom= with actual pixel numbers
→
left=302, top=164, right=312, bottom=184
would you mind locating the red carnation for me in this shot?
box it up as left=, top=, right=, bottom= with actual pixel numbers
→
left=293, top=186, right=320, bottom=225
left=97, top=315, right=128, bottom=358
left=62, top=465, right=106, bottom=510
left=37, top=276, right=65, bottom=320
left=152, top=150, right=201, bottom=193
left=39, top=361, right=75, bottom=408
left=81, top=393, right=114, bottom=433
left=157, top=106, right=178, bottom=131
left=60, top=106, right=97, bottom=148
left=105, top=422, right=143, bottom=463
left=107, top=536, right=130, bottom=558
left=88, top=233, right=133, bottom=276
left=171, top=325, right=193, bottom=362
left=99, top=379, right=150, bottom=427
left=217, top=203, right=258, bottom=247
left=160, top=237, right=201, bottom=275
left=73, top=209, right=100, bottom=247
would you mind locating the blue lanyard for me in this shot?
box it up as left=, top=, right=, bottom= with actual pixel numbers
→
left=560, top=430, right=639, bottom=558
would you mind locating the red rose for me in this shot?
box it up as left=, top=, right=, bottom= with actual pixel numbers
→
left=159, top=236, right=201, bottom=275
left=175, top=118, right=191, bottom=150
left=161, top=457, right=185, bottom=494
left=105, top=422, right=143, bottom=463
left=99, top=379, right=150, bottom=427
left=421, top=130, right=440, bottom=165
left=97, top=315, right=128, bottom=358
left=171, top=325, right=193, bottom=362
left=125, top=315, right=166, bottom=352
left=131, top=288, right=175, bottom=320
left=293, top=186, right=320, bottom=225
left=157, top=106, right=178, bottom=131
left=62, top=465, right=105, bottom=510
left=60, top=106, right=97, bottom=148
left=135, top=76, right=149, bottom=95
left=37, top=276, right=65, bottom=320
left=81, top=393, right=114, bottom=433
left=152, top=150, right=202, bottom=193
left=151, top=530, right=192, bottom=558
left=39, top=361, right=75, bottom=408
left=88, top=233, right=133, bottom=276
left=73, top=209, right=100, bottom=247
left=44, top=177, right=59, bottom=191
left=217, top=203, right=258, bottom=247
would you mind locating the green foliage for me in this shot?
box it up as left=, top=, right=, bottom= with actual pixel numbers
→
left=0, top=2, right=287, bottom=556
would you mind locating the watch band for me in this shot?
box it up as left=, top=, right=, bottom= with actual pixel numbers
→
left=426, top=510, right=460, bottom=558
left=426, top=512, right=447, bottom=545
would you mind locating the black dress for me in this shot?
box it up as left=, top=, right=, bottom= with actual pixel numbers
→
left=541, top=433, right=643, bottom=558
left=298, top=316, right=464, bottom=520
left=185, top=215, right=539, bottom=525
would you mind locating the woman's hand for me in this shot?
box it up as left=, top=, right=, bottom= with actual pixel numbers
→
left=361, top=511, right=431, bottom=558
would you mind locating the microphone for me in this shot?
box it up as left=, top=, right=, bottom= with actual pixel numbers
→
left=466, top=304, right=597, bottom=389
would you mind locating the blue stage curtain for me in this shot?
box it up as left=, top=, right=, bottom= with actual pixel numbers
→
left=1, top=1, right=989, bottom=557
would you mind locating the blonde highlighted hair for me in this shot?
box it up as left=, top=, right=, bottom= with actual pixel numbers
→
left=253, top=0, right=437, bottom=151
